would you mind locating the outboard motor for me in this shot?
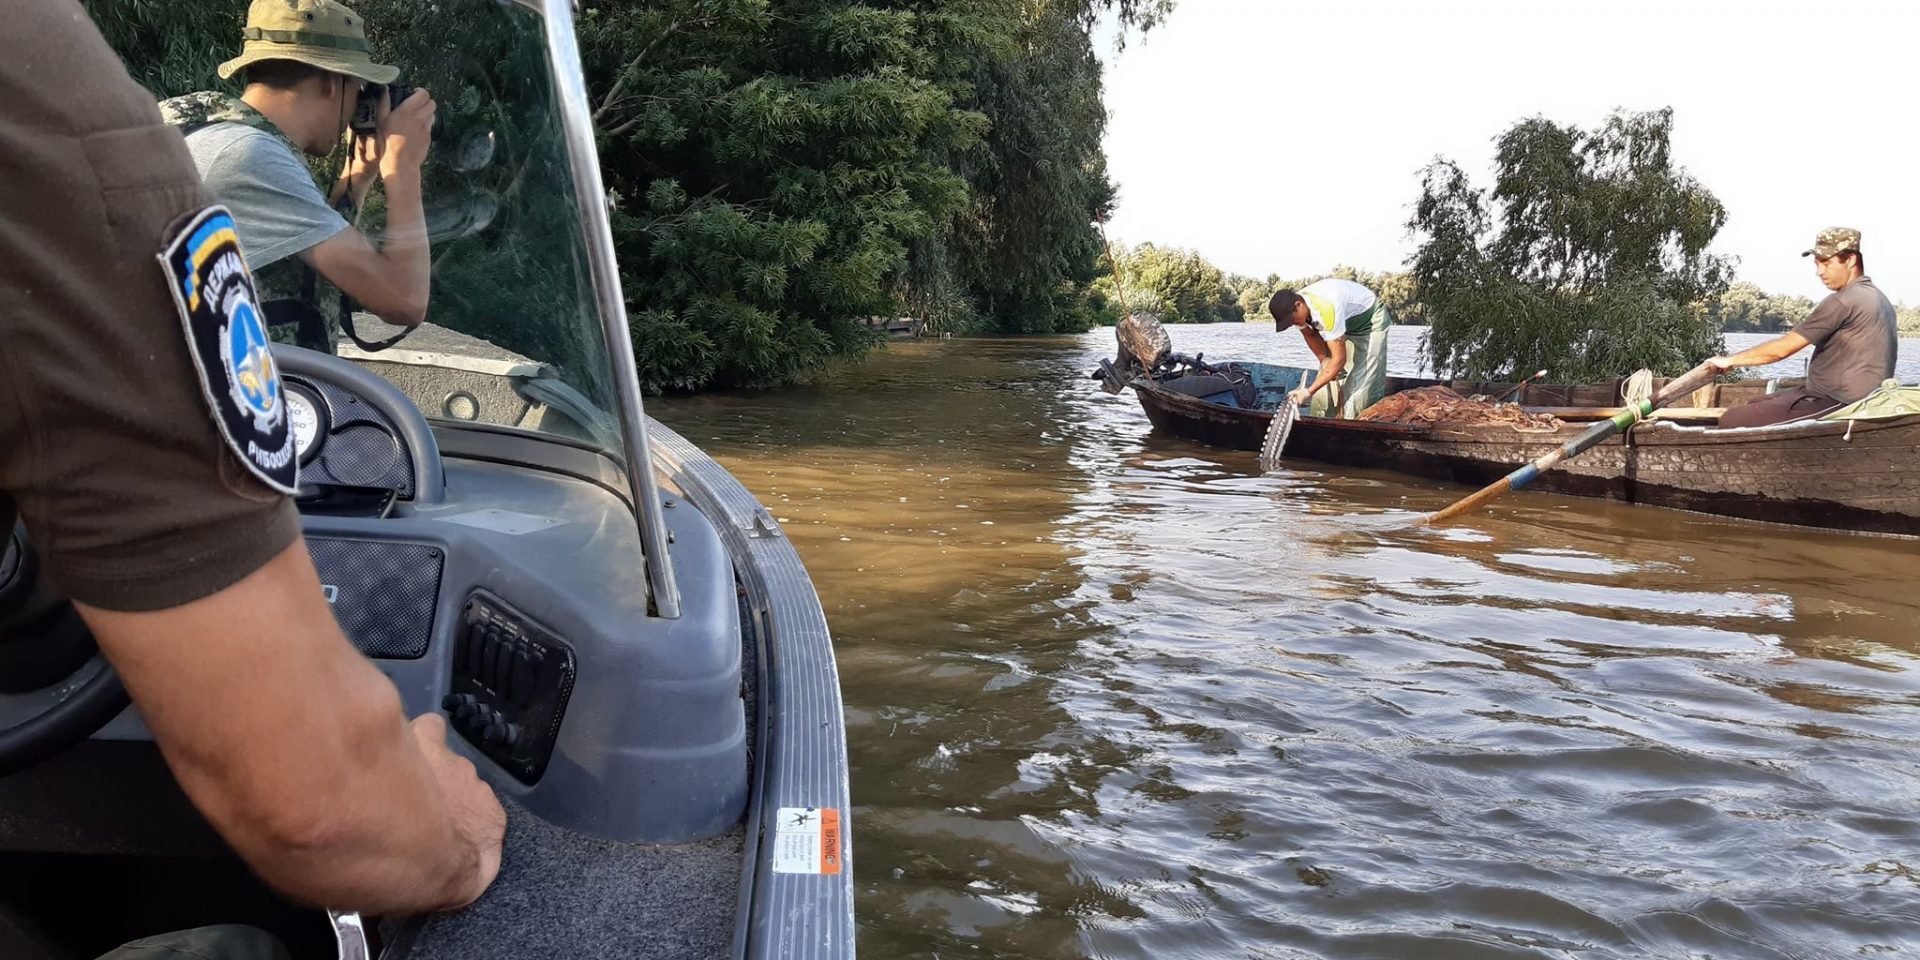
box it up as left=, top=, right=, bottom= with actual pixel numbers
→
left=1117, top=311, right=1171, bottom=371
left=1095, top=311, right=1174, bottom=394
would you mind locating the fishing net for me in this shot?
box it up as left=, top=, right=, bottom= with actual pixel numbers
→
left=1357, top=386, right=1562, bottom=429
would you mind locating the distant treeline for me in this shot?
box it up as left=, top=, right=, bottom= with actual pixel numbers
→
left=1714, top=281, right=1920, bottom=334
left=1090, top=244, right=1422, bottom=327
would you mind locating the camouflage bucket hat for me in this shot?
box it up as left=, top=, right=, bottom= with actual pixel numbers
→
left=1802, top=226, right=1862, bottom=259
left=217, top=0, right=398, bottom=85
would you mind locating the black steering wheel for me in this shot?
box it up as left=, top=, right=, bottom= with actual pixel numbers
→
left=0, top=529, right=130, bottom=777
left=0, top=349, right=443, bottom=776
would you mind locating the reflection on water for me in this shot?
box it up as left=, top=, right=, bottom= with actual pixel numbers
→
left=651, top=327, right=1920, bottom=959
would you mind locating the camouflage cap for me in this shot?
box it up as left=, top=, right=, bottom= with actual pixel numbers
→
left=1802, top=227, right=1862, bottom=259
left=217, top=0, right=398, bottom=86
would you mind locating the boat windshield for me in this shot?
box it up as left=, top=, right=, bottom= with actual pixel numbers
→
left=344, top=0, right=619, bottom=455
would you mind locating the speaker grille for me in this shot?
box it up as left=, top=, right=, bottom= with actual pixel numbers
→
left=306, top=538, right=443, bottom=659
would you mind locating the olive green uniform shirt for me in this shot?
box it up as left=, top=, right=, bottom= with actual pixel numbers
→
left=1, top=5, right=297, bottom=611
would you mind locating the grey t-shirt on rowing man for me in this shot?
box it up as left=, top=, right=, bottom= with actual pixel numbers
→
left=181, top=123, right=348, bottom=268
left=1792, top=276, right=1898, bottom=403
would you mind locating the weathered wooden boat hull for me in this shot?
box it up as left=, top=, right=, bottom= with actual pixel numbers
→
left=1131, top=376, right=1920, bottom=536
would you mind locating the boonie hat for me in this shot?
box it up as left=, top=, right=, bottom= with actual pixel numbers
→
left=217, top=0, right=399, bottom=85
left=1802, top=226, right=1862, bottom=259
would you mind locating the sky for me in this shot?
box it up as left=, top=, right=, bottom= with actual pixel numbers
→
left=1098, top=0, right=1920, bottom=301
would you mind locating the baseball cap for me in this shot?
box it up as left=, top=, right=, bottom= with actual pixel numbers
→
left=1802, top=227, right=1862, bottom=259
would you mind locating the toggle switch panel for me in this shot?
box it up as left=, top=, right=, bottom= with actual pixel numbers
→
left=443, top=591, right=576, bottom=783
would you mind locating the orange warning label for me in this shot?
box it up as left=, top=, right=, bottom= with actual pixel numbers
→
left=773, top=806, right=843, bottom=875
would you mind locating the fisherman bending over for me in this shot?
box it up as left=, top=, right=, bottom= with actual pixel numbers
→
left=160, top=0, right=435, bottom=354
left=1270, top=277, right=1393, bottom=418
left=1711, top=228, right=1896, bottom=428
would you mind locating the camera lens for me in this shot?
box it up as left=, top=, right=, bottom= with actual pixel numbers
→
left=348, top=83, right=441, bottom=140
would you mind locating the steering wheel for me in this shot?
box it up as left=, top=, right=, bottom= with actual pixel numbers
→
left=0, top=529, right=129, bottom=777
left=273, top=345, right=446, bottom=507
left=0, top=349, right=442, bottom=777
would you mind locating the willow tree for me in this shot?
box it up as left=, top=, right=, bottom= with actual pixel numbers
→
left=1409, top=108, right=1730, bottom=383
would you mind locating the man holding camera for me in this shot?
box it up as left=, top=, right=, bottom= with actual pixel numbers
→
left=159, top=0, right=433, bottom=354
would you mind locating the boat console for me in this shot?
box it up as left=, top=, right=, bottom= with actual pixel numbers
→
left=0, top=346, right=752, bottom=957
left=266, top=348, right=751, bottom=845
left=0, top=0, right=852, bottom=954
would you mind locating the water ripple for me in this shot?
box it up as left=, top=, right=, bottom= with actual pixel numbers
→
left=654, top=331, right=1920, bottom=959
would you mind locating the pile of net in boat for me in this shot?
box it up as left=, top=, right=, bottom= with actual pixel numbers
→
left=1357, top=386, right=1562, bottom=430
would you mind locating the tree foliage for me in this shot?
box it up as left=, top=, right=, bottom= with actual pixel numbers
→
left=1410, top=108, right=1730, bottom=383
left=89, top=0, right=1164, bottom=391
left=1092, top=242, right=1242, bottom=324
left=1708, top=282, right=1812, bottom=333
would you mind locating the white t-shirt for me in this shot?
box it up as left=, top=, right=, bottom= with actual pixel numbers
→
left=1298, top=278, right=1378, bottom=341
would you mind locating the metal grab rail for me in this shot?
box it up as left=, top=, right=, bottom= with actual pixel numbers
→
left=533, top=0, right=681, bottom=618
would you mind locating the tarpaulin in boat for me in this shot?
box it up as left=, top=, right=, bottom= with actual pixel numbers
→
left=1820, top=379, right=1920, bottom=421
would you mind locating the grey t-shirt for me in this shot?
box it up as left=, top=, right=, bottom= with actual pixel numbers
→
left=182, top=123, right=348, bottom=268
left=1792, top=276, right=1898, bottom=403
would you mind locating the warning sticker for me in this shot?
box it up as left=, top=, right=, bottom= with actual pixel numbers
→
left=772, top=807, right=842, bottom=875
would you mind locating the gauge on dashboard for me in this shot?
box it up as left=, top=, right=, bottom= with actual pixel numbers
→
left=286, top=381, right=330, bottom=465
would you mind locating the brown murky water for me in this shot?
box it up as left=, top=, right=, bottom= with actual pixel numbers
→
left=652, top=328, right=1920, bottom=959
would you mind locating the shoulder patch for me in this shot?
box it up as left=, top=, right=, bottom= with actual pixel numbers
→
left=159, top=206, right=299, bottom=494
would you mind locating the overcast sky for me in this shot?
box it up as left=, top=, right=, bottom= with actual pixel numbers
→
left=1098, top=0, right=1920, bottom=302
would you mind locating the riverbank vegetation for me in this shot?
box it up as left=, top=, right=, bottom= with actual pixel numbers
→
left=90, top=0, right=1170, bottom=391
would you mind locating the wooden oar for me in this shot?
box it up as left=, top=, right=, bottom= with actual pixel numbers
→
left=1424, top=361, right=1721, bottom=526
left=1491, top=369, right=1548, bottom=404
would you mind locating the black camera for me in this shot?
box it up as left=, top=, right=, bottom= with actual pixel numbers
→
left=350, top=83, right=436, bottom=137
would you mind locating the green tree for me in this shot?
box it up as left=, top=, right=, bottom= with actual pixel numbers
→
left=1707, top=282, right=1812, bottom=333
left=1093, top=242, right=1242, bottom=324
left=1410, top=108, right=1729, bottom=383
left=1901, top=304, right=1920, bottom=335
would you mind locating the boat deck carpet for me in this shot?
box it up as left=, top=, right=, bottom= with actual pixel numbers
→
left=405, top=800, right=742, bottom=960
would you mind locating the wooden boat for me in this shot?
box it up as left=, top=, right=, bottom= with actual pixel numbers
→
left=1125, top=360, right=1920, bottom=536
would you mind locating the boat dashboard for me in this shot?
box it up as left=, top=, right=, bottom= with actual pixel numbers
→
left=3, top=345, right=750, bottom=849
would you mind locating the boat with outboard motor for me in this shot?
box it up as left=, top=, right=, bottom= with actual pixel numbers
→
left=1103, top=345, right=1920, bottom=536
left=0, top=2, right=851, bottom=958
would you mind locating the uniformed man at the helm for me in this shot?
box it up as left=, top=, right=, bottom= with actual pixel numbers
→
left=160, top=0, right=436, bottom=354
left=2, top=3, right=500, bottom=956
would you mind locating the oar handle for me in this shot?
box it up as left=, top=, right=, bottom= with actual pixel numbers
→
left=1649, top=362, right=1720, bottom=406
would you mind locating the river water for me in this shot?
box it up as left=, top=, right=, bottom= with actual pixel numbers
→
left=652, top=324, right=1920, bottom=959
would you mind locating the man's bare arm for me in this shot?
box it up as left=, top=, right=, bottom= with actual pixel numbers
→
left=304, top=89, right=436, bottom=328
left=1296, top=329, right=1348, bottom=399
left=1709, top=332, right=1809, bottom=370
left=304, top=212, right=427, bottom=327
left=80, top=540, right=503, bottom=914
